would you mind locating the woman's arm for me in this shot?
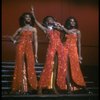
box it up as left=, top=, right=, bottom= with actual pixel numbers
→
left=33, top=28, right=38, bottom=63
left=77, top=30, right=83, bottom=63
left=10, top=28, right=21, bottom=44
left=56, top=24, right=71, bottom=34
left=31, top=7, right=47, bottom=33
left=61, top=26, right=69, bottom=33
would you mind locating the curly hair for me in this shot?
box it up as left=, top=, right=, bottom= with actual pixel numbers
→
left=19, top=12, right=35, bottom=27
left=64, top=16, right=78, bottom=30
left=42, top=16, right=57, bottom=28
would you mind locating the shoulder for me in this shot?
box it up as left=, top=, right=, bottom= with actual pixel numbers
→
left=17, top=27, right=22, bottom=32
left=18, top=27, right=22, bottom=31
left=32, top=27, right=37, bottom=33
left=77, top=30, right=81, bottom=34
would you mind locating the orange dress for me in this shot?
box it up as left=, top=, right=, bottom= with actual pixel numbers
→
left=12, top=30, right=37, bottom=93
left=64, top=33, right=86, bottom=87
left=39, top=30, right=67, bottom=90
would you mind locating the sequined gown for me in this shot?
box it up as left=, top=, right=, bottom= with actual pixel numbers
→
left=12, top=30, right=37, bottom=93
left=39, top=30, right=67, bottom=90
left=64, top=33, right=86, bottom=86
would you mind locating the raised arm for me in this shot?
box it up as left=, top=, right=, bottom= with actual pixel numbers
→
left=31, top=7, right=47, bottom=33
left=33, top=28, right=38, bottom=63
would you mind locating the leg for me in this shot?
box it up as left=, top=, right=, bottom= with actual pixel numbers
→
left=26, top=43, right=38, bottom=90
left=66, top=56, right=73, bottom=93
left=56, top=45, right=67, bottom=90
left=39, top=44, right=56, bottom=90
left=69, top=46, right=86, bottom=87
left=52, top=52, right=59, bottom=94
left=12, top=44, right=25, bottom=93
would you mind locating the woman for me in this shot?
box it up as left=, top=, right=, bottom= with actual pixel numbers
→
left=31, top=8, right=67, bottom=94
left=11, top=12, right=38, bottom=94
left=62, top=16, right=86, bottom=92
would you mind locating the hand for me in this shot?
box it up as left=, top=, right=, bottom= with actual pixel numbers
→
left=10, top=36, right=17, bottom=44
left=54, top=22, right=62, bottom=27
left=54, top=22, right=64, bottom=30
left=31, top=5, right=34, bottom=12
left=31, top=6, right=35, bottom=16
left=31, top=6, right=36, bottom=20
left=13, top=40, right=17, bottom=44
left=79, top=56, right=83, bottom=64
left=35, top=55, right=38, bottom=63
left=35, top=58, right=38, bottom=63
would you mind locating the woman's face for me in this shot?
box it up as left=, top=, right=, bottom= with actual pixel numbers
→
left=24, top=14, right=31, bottom=23
left=70, top=18, right=76, bottom=27
left=47, top=17, right=55, bottom=24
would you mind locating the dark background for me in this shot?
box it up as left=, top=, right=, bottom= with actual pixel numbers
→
left=2, top=0, right=99, bottom=67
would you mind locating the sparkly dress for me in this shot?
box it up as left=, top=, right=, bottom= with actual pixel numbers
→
left=12, top=30, right=37, bottom=93
left=64, top=33, right=86, bottom=87
left=39, top=29, right=67, bottom=90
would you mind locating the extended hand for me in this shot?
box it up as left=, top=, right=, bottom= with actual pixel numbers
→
left=54, top=22, right=62, bottom=27
left=31, top=6, right=34, bottom=14
left=10, top=36, right=17, bottom=44
left=31, top=6, right=36, bottom=19
left=31, top=5, right=34, bottom=11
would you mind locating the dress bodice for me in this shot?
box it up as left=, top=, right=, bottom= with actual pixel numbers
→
left=19, top=31, right=33, bottom=43
left=65, top=33, right=77, bottom=46
left=47, top=30, right=61, bottom=46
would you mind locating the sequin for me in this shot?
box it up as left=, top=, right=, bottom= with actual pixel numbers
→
left=64, top=33, right=86, bottom=86
left=12, top=31, right=38, bottom=93
left=39, top=30, right=67, bottom=90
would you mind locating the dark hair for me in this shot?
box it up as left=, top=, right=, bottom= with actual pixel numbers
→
left=64, top=16, right=78, bottom=29
left=42, top=16, right=56, bottom=28
left=19, top=12, right=35, bottom=27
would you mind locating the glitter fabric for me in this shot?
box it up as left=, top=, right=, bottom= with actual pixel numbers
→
left=12, top=31, right=37, bottom=93
left=39, top=30, right=67, bottom=90
left=64, top=33, right=86, bottom=86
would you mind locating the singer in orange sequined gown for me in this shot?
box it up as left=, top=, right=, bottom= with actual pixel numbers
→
left=11, top=13, right=38, bottom=93
left=31, top=14, right=67, bottom=91
left=64, top=33, right=86, bottom=87
left=39, top=29, right=67, bottom=90
left=62, top=17, right=86, bottom=91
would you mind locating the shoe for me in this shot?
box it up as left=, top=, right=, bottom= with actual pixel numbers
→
left=53, top=86, right=59, bottom=94
left=38, top=89, right=42, bottom=95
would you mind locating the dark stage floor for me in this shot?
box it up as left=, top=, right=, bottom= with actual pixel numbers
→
left=1, top=62, right=99, bottom=100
